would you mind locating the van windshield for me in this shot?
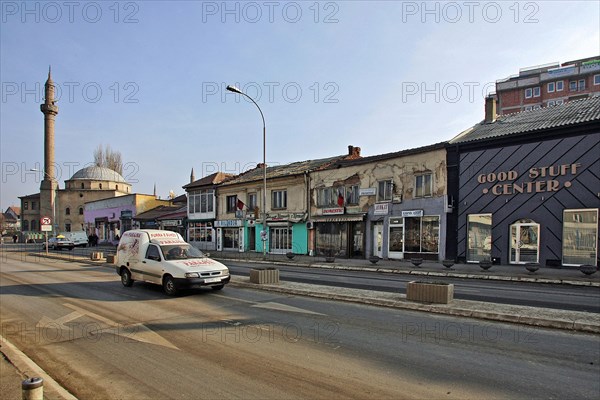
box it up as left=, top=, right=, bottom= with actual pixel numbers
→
left=162, top=244, right=205, bottom=260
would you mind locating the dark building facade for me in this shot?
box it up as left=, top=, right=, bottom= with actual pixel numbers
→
left=447, top=96, right=600, bottom=267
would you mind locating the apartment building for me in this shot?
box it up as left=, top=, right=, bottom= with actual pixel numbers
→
left=496, top=56, right=600, bottom=115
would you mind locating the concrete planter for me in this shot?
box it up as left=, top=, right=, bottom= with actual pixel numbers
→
left=106, top=254, right=116, bottom=264
left=90, top=251, right=104, bottom=261
left=249, top=268, right=280, bottom=284
left=410, top=258, right=423, bottom=267
left=442, top=259, right=455, bottom=269
left=369, top=256, right=380, bottom=264
left=479, top=260, right=492, bottom=270
left=579, top=264, right=597, bottom=276
left=406, top=281, right=454, bottom=304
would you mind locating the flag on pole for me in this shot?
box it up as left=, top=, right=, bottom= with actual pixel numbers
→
left=237, top=198, right=245, bottom=210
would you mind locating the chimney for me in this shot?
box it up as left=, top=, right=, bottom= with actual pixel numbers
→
left=485, top=95, right=497, bottom=123
left=347, top=145, right=361, bottom=159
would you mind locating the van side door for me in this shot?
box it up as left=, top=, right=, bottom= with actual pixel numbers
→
left=142, top=244, right=164, bottom=284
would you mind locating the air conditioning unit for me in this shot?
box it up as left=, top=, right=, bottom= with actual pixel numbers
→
left=306, top=221, right=314, bottom=230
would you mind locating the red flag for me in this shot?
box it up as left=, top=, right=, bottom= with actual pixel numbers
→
left=236, top=199, right=245, bottom=210
left=337, top=192, right=344, bottom=207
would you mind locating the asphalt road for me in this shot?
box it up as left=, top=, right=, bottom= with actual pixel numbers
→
left=227, top=262, right=600, bottom=313
left=1, top=253, right=599, bottom=399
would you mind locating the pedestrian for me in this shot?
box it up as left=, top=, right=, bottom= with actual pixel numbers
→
left=12, top=234, right=17, bottom=243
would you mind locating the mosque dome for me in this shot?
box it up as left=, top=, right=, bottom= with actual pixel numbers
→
left=69, top=166, right=127, bottom=183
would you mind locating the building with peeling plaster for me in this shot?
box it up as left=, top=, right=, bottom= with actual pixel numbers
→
left=309, top=143, right=449, bottom=260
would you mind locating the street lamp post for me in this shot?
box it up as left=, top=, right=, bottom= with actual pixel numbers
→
left=226, top=85, right=268, bottom=259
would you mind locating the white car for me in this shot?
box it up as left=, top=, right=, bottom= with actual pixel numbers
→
left=45, top=237, right=75, bottom=250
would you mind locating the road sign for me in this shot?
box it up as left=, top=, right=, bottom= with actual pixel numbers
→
left=41, top=217, right=52, bottom=232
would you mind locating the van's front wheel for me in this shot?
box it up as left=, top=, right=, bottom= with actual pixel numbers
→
left=120, top=268, right=133, bottom=287
left=163, top=275, right=178, bottom=296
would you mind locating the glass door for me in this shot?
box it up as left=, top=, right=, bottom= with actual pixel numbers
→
left=373, top=223, right=383, bottom=258
left=510, top=220, right=540, bottom=264
left=269, top=227, right=291, bottom=254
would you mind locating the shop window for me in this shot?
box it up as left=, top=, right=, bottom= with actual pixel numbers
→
left=189, top=222, right=214, bottom=242
left=377, top=180, right=393, bottom=202
left=315, top=223, right=346, bottom=257
left=415, top=173, right=432, bottom=198
left=226, top=195, right=237, bottom=213
left=272, top=190, right=287, bottom=209
left=467, top=214, right=492, bottom=262
left=222, top=228, right=239, bottom=250
left=404, top=216, right=439, bottom=253
left=563, top=209, right=598, bottom=266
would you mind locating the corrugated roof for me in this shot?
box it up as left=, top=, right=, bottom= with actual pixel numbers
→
left=450, top=96, right=600, bottom=144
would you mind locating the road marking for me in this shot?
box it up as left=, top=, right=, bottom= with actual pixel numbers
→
left=62, top=303, right=179, bottom=350
left=251, top=301, right=326, bottom=315
left=214, top=294, right=326, bottom=315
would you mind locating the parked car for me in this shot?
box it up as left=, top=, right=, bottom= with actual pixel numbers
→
left=60, top=231, right=89, bottom=247
left=45, top=236, right=75, bottom=251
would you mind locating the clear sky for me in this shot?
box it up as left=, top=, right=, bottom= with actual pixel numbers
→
left=1, top=0, right=599, bottom=210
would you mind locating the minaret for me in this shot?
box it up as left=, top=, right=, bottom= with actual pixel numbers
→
left=190, top=168, right=195, bottom=183
left=40, top=67, right=59, bottom=232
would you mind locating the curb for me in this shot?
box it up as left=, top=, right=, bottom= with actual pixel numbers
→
left=0, top=335, right=78, bottom=400
left=229, top=278, right=600, bottom=334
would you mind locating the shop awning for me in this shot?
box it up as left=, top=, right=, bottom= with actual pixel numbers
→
left=311, top=214, right=365, bottom=223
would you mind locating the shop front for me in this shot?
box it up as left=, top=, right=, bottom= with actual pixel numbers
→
left=215, top=219, right=243, bottom=252
left=366, top=200, right=446, bottom=261
left=312, top=208, right=365, bottom=258
left=188, top=220, right=216, bottom=251
left=456, top=134, right=599, bottom=267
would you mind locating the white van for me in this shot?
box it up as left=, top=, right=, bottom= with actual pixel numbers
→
left=115, top=229, right=230, bottom=296
left=61, top=231, right=89, bottom=247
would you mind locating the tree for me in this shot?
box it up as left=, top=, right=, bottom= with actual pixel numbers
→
left=93, top=145, right=123, bottom=175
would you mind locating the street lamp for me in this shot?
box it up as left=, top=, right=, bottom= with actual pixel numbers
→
left=30, top=168, right=57, bottom=237
left=226, top=85, right=268, bottom=259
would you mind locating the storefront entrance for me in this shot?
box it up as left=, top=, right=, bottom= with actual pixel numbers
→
left=269, top=226, right=291, bottom=254
left=510, top=219, right=540, bottom=264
